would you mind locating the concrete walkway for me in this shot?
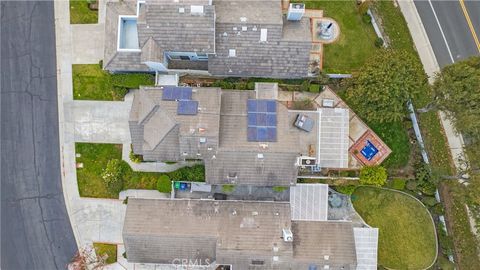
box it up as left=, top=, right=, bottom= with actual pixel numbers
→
left=71, top=24, right=105, bottom=64
left=55, top=0, right=126, bottom=253
left=398, top=0, right=468, bottom=174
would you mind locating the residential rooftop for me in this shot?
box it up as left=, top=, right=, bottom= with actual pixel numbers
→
left=123, top=195, right=366, bottom=269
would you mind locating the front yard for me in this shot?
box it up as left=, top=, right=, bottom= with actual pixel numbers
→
left=302, top=0, right=379, bottom=73
left=352, top=186, right=437, bottom=269
left=93, top=243, right=117, bottom=264
left=70, top=0, right=98, bottom=24
left=75, top=143, right=205, bottom=198
left=72, top=64, right=154, bottom=101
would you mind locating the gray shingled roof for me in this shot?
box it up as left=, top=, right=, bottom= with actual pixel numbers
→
left=292, top=221, right=357, bottom=269
left=123, top=198, right=292, bottom=265
left=129, top=86, right=221, bottom=161
left=103, top=0, right=313, bottom=78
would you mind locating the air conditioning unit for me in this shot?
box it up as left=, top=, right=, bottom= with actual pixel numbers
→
left=283, top=229, right=293, bottom=242
left=287, top=3, right=305, bottom=21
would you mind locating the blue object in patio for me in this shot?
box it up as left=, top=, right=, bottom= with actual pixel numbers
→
left=179, top=182, right=188, bottom=190
left=360, top=140, right=379, bottom=161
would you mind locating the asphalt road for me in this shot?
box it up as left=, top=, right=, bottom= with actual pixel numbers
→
left=1, top=1, right=77, bottom=269
left=415, top=0, right=480, bottom=67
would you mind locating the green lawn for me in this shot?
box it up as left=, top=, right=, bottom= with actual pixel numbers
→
left=70, top=0, right=98, bottom=24
left=75, top=143, right=205, bottom=198
left=93, top=243, right=117, bottom=264
left=72, top=64, right=155, bottom=101
left=352, top=186, right=437, bottom=269
left=302, top=0, right=379, bottom=73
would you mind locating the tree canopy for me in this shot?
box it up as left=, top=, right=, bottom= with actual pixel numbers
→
left=346, top=49, right=427, bottom=123
left=433, top=56, right=480, bottom=140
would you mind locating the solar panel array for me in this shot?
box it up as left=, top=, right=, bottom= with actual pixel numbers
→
left=177, top=100, right=198, bottom=115
left=247, top=99, right=277, bottom=142
left=161, top=86, right=192, bottom=101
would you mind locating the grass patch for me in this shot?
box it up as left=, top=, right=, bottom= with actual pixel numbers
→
left=222, top=185, right=235, bottom=193
left=302, top=0, right=378, bottom=73
left=70, top=0, right=98, bottom=24
left=72, top=64, right=154, bottom=101
left=75, top=143, right=204, bottom=198
left=272, top=186, right=288, bottom=193
left=93, top=243, right=117, bottom=264
left=352, top=186, right=436, bottom=269
left=386, top=178, right=407, bottom=190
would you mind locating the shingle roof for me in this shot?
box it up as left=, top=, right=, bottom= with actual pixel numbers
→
left=123, top=198, right=292, bottom=264
left=129, top=86, right=221, bottom=161
left=292, top=221, right=357, bottom=269
left=137, top=1, right=216, bottom=54
left=213, top=0, right=283, bottom=25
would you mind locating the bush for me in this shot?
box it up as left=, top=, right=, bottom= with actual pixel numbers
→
left=431, top=203, right=444, bottom=215
left=335, top=185, right=357, bottom=195
left=222, top=185, right=235, bottom=193
left=406, top=180, right=418, bottom=191
left=129, top=150, right=143, bottom=163
left=309, top=84, right=320, bottom=93
left=421, top=196, right=438, bottom=207
left=101, top=159, right=129, bottom=194
left=301, top=80, right=311, bottom=92
left=359, top=166, right=387, bottom=186
left=375, top=37, right=384, bottom=48
left=167, top=165, right=205, bottom=182
left=362, top=13, right=372, bottom=24
left=156, top=175, right=171, bottom=193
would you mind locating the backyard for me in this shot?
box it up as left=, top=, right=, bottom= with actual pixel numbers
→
left=352, top=186, right=437, bottom=269
left=75, top=143, right=205, bottom=198
left=302, top=0, right=379, bottom=73
left=72, top=64, right=154, bottom=101
left=70, top=0, right=98, bottom=24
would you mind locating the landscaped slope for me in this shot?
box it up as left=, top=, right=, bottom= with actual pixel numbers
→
left=352, top=186, right=437, bottom=269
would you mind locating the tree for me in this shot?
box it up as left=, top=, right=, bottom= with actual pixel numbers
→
left=346, top=49, right=427, bottom=123
left=359, top=166, right=388, bottom=186
left=101, top=159, right=128, bottom=194
left=433, top=56, right=480, bottom=140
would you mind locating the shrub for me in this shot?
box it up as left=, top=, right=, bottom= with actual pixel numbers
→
left=309, top=84, right=320, bottom=93
left=101, top=159, right=129, bottom=194
left=156, top=175, right=171, bottom=193
left=129, top=150, right=143, bottom=163
left=335, top=185, right=357, bottom=195
left=222, top=184, right=235, bottom=193
left=406, top=180, right=418, bottom=191
left=421, top=196, right=438, bottom=207
left=375, top=37, right=384, bottom=48
left=272, top=186, right=288, bottom=193
left=359, top=166, right=387, bottom=186
left=362, top=13, right=372, bottom=24
left=167, top=165, right=205, bottom=182
left=300, top=80, right=311, bottom=92
left=431, top=203, right=444, bottom=215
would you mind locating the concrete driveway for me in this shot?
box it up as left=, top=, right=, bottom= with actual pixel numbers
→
left=65, top=95, right=133, bottom=143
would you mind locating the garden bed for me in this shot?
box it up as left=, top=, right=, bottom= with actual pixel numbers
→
left=75, top=143, right=205, bottom=198
left=93, top=243, right=117, bottom=264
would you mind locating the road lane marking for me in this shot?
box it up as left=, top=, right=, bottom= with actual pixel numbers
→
left=459, top=0, right=480, bottom=53
left=428, top=0, right=455, bottom=63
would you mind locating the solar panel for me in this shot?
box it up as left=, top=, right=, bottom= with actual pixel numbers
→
left=177, top=100, right=198, bottom=115
left=162, top=86, right=192, bottom=101
left=246, top=99, right=277, bottom=142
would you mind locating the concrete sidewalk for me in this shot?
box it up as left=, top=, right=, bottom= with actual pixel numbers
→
left=55, top=0, right=126, bottom=251
left=398, top=0, right=467, bottom=174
